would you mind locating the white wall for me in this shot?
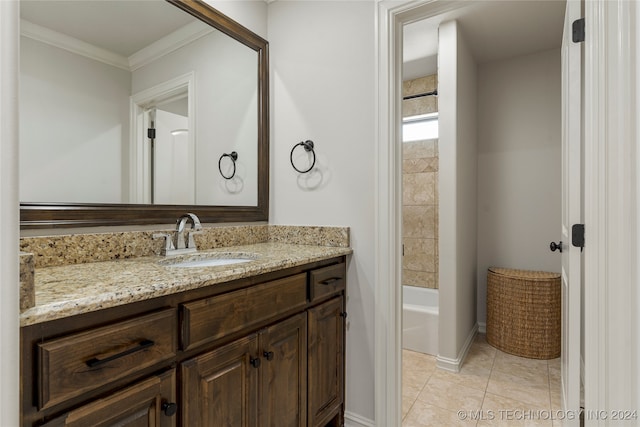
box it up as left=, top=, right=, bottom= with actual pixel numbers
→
left=0, top=1, right=20, bottom=424
left=20, top=37, right=130, bottom=203
left=437, top=20, right=478, bottom=365
left=453, top=22, right=478, bottom=356
left=636, top=2, right=640, bottom=414
left=132, top=29, right=258, bottom=206
left=267, top=1, right=376, bottom=423
left=476, top=48, right=562, bottom=326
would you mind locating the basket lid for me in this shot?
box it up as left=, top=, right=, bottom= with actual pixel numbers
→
left=488, top=267, right=560, bottom=280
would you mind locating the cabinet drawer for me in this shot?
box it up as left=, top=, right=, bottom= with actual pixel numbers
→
left=181, top=273, right=307, bottom=351
left=309, top=263, right=346, bottom=302
left=37, top=309, right=177, bottom=410
left=41, top=369, right=176, bottom=427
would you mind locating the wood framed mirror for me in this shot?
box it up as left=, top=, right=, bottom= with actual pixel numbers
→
left=19, top=0, right=269, bottom=228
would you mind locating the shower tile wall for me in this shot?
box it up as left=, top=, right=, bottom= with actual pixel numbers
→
left=402, top=74, right=439, bottom=289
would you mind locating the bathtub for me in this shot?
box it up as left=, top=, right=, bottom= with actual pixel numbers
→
left=402, top=286, right=439, bottom=355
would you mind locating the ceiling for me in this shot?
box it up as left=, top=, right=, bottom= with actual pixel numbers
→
left=20, top=1, right=194, bottom=57
left=21, top=0, right=565, bottom=81
left=403, top=0, right=567, bottom=80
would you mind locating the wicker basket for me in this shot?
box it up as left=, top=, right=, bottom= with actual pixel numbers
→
left=486, top=267, right=561, bottom=359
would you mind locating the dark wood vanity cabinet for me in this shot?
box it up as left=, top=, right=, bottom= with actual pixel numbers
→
left=181, top=333, right=259, bottom=426
left=308, top=297, right=345, bottom=427
left=41, top=369, right=177, bottom=427
left=36, top=309, right=177, bottom=411
left=182, top=312, right=308, bottom=427
left=21, top=256, right=347, bottom=427
left=261, top=313, right=309, bottom=427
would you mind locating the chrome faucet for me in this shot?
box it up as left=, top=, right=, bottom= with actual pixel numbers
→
left=175, top=213, right=203, bottom=251
left=153, top=213, right=203, bottom=256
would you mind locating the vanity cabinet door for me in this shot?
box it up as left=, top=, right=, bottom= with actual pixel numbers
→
left=181, top=334, right=259, bottom=427
left=260, top=313, right=307, bottom=427
left=41, top=369, right=176, bottom=427
left=307, top=297, right=345, bottom=427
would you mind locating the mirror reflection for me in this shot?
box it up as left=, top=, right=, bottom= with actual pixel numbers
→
left=19, top=0, right=258, bottom=207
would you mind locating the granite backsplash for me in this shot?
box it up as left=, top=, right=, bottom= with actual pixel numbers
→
left=20, top=225, right=350, bottom=268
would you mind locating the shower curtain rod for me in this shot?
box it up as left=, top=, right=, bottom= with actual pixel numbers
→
left=402, top=89, right=438, bottom=100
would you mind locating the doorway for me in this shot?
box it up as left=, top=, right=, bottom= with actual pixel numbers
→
left=400, top=75, right=440, bottom=358
left=376, top=1, right=571, bottom=424
left=129, top=72, right=195, bottom=204
left=145, top=100, right=193, bottom=205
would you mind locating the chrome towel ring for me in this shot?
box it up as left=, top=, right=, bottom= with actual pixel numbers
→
left=290, top=140, right=316, bottom=173
left=218, top=151, right=238, bottom=179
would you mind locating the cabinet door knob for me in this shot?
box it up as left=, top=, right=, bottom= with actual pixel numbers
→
left=263, top=351, right=274, bottom=361
left=162, top=401, right=178, bottom=417
left=340, top=312, right=348, bottom=318
left=250, top=356, right=261, bottom=368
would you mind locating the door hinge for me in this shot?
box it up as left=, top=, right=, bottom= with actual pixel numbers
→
left=572, top=18, right=585, bottom=43
left=571, top=224, right=585, bottom=252
left=147, top=128, right=156, bottom=139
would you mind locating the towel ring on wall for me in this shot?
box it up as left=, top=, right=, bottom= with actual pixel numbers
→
left=290, top=140, right=316, bottom=174
left=218, top=151, right=238, bottom=180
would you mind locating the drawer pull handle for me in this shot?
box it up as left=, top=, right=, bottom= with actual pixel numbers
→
left=320, top=277, right=341, bottom=286
left=85, top=339, right=155, bottom=368
left=263, top=351, right=274, bottom=361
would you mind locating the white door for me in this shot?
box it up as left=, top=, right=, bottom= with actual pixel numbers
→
left=153, top=109, right=194, bottom=205
left=560, top=0, right=582, bottom=423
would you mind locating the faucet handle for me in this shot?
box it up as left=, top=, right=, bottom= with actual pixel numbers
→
left=153, top=233, right=176, bottom=255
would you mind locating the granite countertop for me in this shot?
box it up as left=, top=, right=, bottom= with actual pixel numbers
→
left=20, top=242, right=352, bottom=327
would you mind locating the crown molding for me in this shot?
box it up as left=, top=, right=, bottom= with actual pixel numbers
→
left=20, top=19, right=212, bottom=73
left=128, top=21, right=212, bottom=71
left=21, top=20, right=130, bottom=70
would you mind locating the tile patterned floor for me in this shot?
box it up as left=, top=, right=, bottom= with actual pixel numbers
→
left=402, top=334, right=563, bottom=426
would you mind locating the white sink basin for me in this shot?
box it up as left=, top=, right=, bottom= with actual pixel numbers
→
left=169, top=258, right=252, bottom=268
left=159, top=253, right=257, bottom=268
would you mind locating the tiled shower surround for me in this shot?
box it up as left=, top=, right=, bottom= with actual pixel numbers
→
left=402, top=74, right=439, bottom=289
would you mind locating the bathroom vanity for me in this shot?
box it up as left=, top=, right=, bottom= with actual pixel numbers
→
left=17, top=0, right=351, bottom=422
left=19, top=227, right=351, bottom=427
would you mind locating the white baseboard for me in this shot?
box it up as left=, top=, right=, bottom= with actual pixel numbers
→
left=344, top=411, right=375, bottom=427
left=580, top=354, right=585, bottom=407
left=436, top=323, right=478, bottom=372
left=478, top=322, right=486, bottom=334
